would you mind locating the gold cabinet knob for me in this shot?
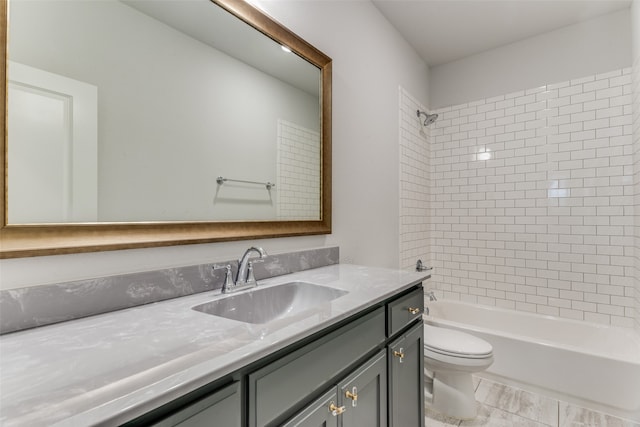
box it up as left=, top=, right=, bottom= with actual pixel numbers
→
left=345, top=387, right=358, bottom=407
left=408, top=307, right=421, bottom=315
left=328, top=402, right=346, bottom=416
left=393, top=348, right=405, bottom=362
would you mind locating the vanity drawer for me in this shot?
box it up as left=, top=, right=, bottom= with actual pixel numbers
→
left=248, top=307, right=385, bottom=427
left=387, top=286, right=424, bottom=337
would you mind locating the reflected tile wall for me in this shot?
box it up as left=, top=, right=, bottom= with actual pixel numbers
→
left=276, top=119, right=321, bottom=220
left=430, top=68, right=634, bottom=326
left=0, top=246, right=339, bottom=335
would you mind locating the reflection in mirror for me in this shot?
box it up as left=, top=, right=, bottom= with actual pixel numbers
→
left=7, top=0, right=321, bottom=223
left=0, top=0, right=332, bottom=258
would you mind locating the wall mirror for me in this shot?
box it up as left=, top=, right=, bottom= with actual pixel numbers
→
left=0, top=0, right=332, bottom=258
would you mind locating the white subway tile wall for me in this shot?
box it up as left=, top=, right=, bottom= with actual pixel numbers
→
left=634, top=52, right=640, bottom=334
left=399, top=87, right=431, bottom=271
left=276, top=119, right=321, bottom=220
left=430, top=69, right=635, bottom=327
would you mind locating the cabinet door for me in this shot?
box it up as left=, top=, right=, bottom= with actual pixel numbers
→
left=248, top=308, right=385, bottom=427
left=339, top=350, right=387, bottom=427
left=388, top=322, right=424, bottom=427
left=282, top=389, right=339, bottom=427
left=152, top=381, right=240, bottom=427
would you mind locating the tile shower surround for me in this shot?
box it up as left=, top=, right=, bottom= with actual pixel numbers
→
left=633, top=45, right=640, bottom=334
left=0, top=246, right=339, bottom=335
left=428, top=68, right=635, bottom=326
left=399, top=87, right=431, bottom=271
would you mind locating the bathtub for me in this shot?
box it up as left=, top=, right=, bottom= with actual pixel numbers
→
left=424, top=300, right=640, bottom=420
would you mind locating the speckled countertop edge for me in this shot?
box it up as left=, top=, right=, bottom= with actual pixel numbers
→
left=0, top=264, right=429, bottom=427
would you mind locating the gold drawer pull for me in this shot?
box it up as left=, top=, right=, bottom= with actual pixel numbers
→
left=408, top=307, right=421, bottom=315
left=328, top=402, right=346, bottom=416
left=345, top=387, right=358, bottom=407
left=393, top=348, right=405, bottom=363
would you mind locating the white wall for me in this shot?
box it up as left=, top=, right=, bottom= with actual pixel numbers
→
left=252, top=0, right=430, bottom=268
left=0, top=1, right=429, bottom=289
left=430, top=9, right=632, bottom=109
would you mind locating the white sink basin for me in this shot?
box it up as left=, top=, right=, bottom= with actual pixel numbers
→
left=192, top=281, right=349, bottom=324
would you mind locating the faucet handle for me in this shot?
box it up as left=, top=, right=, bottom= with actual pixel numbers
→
left=246, top=261, right=258, bottom=286
left=213, top=264, right=234, bottom=293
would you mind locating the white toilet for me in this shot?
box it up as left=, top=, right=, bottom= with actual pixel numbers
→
left=423, top=324, right=494, bottom=419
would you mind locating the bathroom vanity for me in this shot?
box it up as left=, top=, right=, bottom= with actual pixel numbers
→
left=136, top=285, right=423, bottom=427
left=0, top=264, right=428, bottom=427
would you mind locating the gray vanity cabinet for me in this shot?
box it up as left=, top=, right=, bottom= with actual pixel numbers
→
left=248, top=308, right=386, bottom=427
left=283, top=350, right=387, bottom=427
left=152, top=381, right=241, bottom=427
left=388, top=322, right=424, bottom=427
left=339, top=350, right=387, bottom=427
left=281, top=389, right=339, bottom=427
left=127, top=284, right=424, bottom=427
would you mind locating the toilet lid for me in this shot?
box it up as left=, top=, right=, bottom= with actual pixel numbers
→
left=424, top=325, right=493, bottom=358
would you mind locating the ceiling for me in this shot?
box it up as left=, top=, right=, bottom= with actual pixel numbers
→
left=372, top=0, right=633, bottom=67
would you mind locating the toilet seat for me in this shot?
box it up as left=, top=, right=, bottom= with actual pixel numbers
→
left=424, top=325, right=493, bottom=359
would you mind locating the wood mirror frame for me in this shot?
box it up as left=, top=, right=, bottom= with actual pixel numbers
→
left=0, top=0, right=332, bottom=259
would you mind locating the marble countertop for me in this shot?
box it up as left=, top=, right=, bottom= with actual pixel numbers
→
left=0, top=264, right=428, bottom=427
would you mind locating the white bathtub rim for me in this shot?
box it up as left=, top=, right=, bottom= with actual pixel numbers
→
left=424, top=300, right=640, bottom=365
left=425, top=316, right=638, bottom=366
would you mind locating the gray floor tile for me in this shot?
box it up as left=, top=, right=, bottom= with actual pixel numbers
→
left=425, top=404, right=462, bottom=427
left=475, top=379, right=558, bottom=426
left=460, top=403, right=553, bottom=427
left=473, top=375, right=481, bottom=391
left=425, top=377, right=640, bottom=427
left=559, top=402, right=640, bottom=427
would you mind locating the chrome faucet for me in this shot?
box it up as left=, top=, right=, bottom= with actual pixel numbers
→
left=235, top=246, right=267, bottom=288
left=423, top=290, right=437, bottom=316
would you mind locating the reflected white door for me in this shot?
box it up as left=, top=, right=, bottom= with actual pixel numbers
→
left=7, top=62, right=98, bottom=223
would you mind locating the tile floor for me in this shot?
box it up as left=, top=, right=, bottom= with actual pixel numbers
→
left=425, top=376, right=640, bottom=427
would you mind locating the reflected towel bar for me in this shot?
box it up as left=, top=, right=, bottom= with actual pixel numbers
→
left=216, top=176, right=275, bottom=190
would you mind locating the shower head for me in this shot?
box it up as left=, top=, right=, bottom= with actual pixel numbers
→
left=417, top=110, right=438, bottom=127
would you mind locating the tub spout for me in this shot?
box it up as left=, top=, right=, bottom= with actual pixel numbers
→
left=416, top=259, right=433, bottom=272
